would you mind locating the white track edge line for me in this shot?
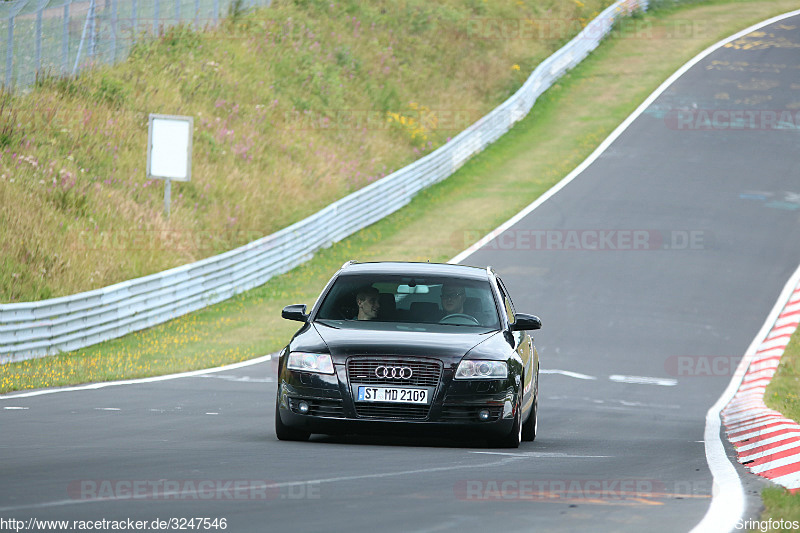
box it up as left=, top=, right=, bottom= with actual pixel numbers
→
left=0, top=353, right=277, bottom=399
left=445, top=8, right=800, bottom=533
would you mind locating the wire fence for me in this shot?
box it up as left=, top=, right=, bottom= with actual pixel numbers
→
left=0, top=0, right=270, bottom=90
left=0, top=0, right=647, bottom=362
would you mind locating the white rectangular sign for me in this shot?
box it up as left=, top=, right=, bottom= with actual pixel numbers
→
left=147, top=114, right=193, bottom=182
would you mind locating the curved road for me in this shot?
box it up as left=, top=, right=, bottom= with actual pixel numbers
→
left=3, top=13, right=800, bottom=533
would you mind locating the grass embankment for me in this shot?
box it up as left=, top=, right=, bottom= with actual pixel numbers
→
left=0, top=0, right=612, bottom=302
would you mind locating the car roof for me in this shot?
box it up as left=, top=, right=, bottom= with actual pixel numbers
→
left=338, top=261, right=491, bottom=280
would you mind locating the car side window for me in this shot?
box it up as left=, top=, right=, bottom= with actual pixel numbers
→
left=496, top=278, right=516, bottom=325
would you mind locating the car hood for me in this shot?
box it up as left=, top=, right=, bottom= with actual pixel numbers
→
left=303, top=321, right=502, bottom=363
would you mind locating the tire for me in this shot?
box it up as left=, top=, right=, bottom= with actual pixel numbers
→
left=275, top=401, right=310, bottom=442
left=488, top=395, right=522, bottom=449
left=522, top=373, right=538, bottom=442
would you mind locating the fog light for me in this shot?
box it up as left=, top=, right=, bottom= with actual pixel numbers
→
left=298, top=401, right=310, bottom=414
left=478, top=409, right=490, bottom=421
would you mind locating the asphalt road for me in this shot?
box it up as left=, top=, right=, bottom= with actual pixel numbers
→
left=3, top=13, right=800, bottom=533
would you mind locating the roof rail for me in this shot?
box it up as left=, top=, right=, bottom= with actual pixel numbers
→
left=340, top=260, right=359, bottom=270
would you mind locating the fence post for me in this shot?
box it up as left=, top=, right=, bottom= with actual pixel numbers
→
left=5, top=17, right=13, bottom=87
left=194, top=0, right=199, bottom=29
left=62, top=2, right=70, bottom=74
left=89, top=0, right=97, bottom=60
left=132, top=0, right=137, bottom=42
left=213, top=0, right=218, bottom=26
left=174, top=0, right=180, bottom=25
left=111, top=0, right=117, bottom=62
left=154, top=0, right=159, bottom=34
left=35, top=9, right=43, bottom=76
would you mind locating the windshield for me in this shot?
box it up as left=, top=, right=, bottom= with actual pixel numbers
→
left=315, top=273, right=500, bottom=330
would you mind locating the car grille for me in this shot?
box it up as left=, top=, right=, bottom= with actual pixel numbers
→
left=346, top=357, right=442, bottom=387
left=354, top=404, right=430, bottom=420
left=288, top=398, right=345, bottom=418
left=347, top=357, right=442, bottom=420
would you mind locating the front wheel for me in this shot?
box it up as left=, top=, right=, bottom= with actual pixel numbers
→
left=275, top=402, right=310, bottom=442
left=522, top=376, right=538, bottom=442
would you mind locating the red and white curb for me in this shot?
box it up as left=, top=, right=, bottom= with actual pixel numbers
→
left=722, top=280, right=800, bottom=492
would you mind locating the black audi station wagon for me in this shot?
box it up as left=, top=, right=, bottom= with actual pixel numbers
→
left=275, top=261, right=542, bottom=448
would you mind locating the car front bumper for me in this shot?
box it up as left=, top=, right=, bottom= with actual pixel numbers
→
left=276, top=363, right=519, bottom=437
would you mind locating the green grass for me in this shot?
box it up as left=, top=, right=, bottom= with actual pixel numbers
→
left=3, top=0, right=800, bottom=393
left=765, top=326, right=800, bottom=423
left=756, top=486, right=800, bottom=531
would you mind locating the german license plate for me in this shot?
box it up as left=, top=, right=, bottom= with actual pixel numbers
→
left=357, top=386, right=429, bottom=404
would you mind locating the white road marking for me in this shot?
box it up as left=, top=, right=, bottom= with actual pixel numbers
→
left=0, top=354, right=274, bottom=400
left=198, top=374, right=274, bottom=383
left=205, top=412, right=219, bottom=415
left=540, top=369, right=596, bottom=380
left=94, top=408, right=121, bottom=411
left=3, top=406, right=29, bottom=410
left=608, top=375, right=677, bottom=387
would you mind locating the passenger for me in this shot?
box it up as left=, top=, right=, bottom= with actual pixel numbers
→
left=355, top=286, right=381, bottom=320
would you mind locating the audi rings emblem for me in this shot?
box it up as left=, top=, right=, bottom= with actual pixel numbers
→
left=375, top=366, right=413, bottom=379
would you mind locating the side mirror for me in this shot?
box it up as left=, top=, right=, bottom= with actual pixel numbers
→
left=282, top=304, right=308, bottom=323
left=511, top=313, right=541, bottom=331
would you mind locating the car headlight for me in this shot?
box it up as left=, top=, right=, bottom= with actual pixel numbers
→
left=454, top=360, right=508, bottom=379
left=287, top=352, right=335, bottom=374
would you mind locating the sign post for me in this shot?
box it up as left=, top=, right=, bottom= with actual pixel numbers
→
left=146, top=114, right=193, bottom=219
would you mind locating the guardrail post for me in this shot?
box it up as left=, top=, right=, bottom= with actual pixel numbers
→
left=174, top=0, right=180, bottom=25
left=154, top=0, right=159, bottom=34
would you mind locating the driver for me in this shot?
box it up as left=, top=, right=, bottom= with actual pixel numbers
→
left=356, top=286, right=380, bottom=320
left=440, top=283, right=467, bottom=316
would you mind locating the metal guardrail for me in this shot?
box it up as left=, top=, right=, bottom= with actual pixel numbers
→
left=0, top=0, right=270, bottom=90
left=0, top=0, right=647, bottom=363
